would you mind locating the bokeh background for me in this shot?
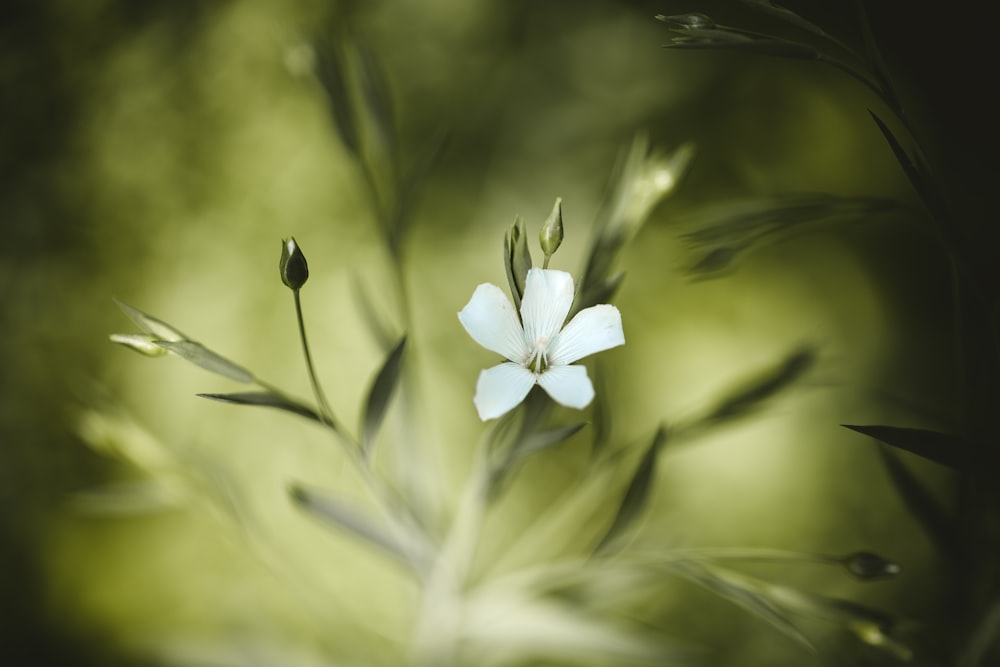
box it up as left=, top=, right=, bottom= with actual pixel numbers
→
left=2, top=1, right=997, bottom=665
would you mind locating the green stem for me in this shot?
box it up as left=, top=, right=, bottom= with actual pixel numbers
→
left=293, top=288, right=340, bottom=435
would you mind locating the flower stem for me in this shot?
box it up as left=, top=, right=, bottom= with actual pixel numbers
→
left=293, top=288, right=340, bottom=435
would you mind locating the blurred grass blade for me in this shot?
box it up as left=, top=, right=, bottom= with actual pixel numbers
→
left=109, top=333, right=169, bottom=357
left=868, top=111, right=946, bottom=223
left=113, top=297, right=188, bottom=341
left=594, top=426, right=667, bottom=556
left=509, top=422, right=586, bottom=465
left=735, top=0, right=838, bottom=41
left=843, top=424, right=970, bottom=470
left=875, top=445, right=957, bottom=558
left=314, top=38, right=360, bottom=156
left=668, top=560, right=815, bottom=651
left=70, top=480, right=184, bottom=514
left=705, top=346, right=816, bottom=424
left=960, top=598, right=1000, bottom=667
left=290, top=484, right=409, bottom=564
left=356, top=38, right=397, bottom=157
left=198, top=391, right=322, bottom=424
left=362, top=336, right=407, bottom=457
left=155, top=341, right=256, bottom=384
left=856, top=0, right=897, bottom=107
left=351, top=274, right=395, bottom=351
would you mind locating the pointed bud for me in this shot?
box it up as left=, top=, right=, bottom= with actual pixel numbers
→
left=539, top=197, right=564, bottom=261
left=279, top=237, right=309, bottom=290
left=503, top=215, right=532, bottom=308
left=109, top=333, right=169, bottom=357
left=842, top=551, right=901, bottom=580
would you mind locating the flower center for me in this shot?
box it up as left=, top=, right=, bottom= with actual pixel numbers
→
left=527, top=335, right=550, bottom=374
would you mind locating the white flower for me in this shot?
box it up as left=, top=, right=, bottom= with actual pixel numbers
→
left=458, top=268, right=625, bottom=420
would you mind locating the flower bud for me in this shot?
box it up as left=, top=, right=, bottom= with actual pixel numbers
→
left=279, top=237, right=309, bottom=290
left=539, top=197, right=564, bottom=260
left=504, top=215, right=533, bottom=306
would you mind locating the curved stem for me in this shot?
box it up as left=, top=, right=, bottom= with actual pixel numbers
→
left=293, top=288, right=341, bottom=435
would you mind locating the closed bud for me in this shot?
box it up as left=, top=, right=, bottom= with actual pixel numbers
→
left=279, top=237, right=309, bottom=290
left=503, top=215, right=533, bottom=307
left=539, top=197, right=564, bottom=260
left=842, top=551, right=901, bottom=580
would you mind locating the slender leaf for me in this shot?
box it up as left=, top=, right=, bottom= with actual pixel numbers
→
left=362, top=336, right=407, bottom=457
left=868, top=110, right=947, bottom=225
left=875, top=445, right=957, bottom=559
left=350, top=275, right=395, bottom=351
left=155, top=340, right=256, bottom=384
left=113, top=297, right=188, bottom=341
left=594, top=426, right=667, bottom=555
left=290, top=484, right=408, bottom=563
left=843, top=424, right=970, bottom=470
left=510, top=422, right=586, bottom=464
left=668, top=560, right=815, bottom=651
left=313, top=38, right=360, bottom=156
left=735, top=0, right=838, bottom=42
left=856, top=0, right=897, bottom=108
left=356, top=38, right=396, bottom=156
left=198, top=391, right=322, bottom=424
left=109, top=333, right=169, bottom=357
left=705, top=346, right=816, bottom=424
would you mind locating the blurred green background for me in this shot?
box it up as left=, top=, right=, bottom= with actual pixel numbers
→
left=2, top=1, right=996, bottom=665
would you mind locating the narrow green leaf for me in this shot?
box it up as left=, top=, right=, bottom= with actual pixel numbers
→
left=113, top=297, right=188, bottom=341
left=705, top=346, right=816, bottom=424
left=594, top=426, right=667, bottom=556
left=875, top=445, right=957, bottom=558
left=735, top=0, right=838, bottom=43
left=868, top=110, right=947, bottom=224
left=362, top=336, right=407, bottom=457
left=109, top=333, right=169, bottom=357
left=313, top=38, right=360, bottom=156
left=668, top=560, right=815, bottom=651
left=290, top=484, right=409, bottom=563
left=843, top=424, right=969, bottom=470
left=350, top=275, right=395, bottom=351
left=356, top=38, right=397, bottom=156
left=155, top=340, right=255, bottom=384
left=510, top=422, right=586, bottom=465
left=856, top=0, right=898, bottom=108
left=198, top=391, right=322, bottom=424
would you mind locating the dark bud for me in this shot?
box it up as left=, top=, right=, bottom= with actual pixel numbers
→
left=280, top=237, right=309, bottom=290
left=843, top=551, right=901, bottom=580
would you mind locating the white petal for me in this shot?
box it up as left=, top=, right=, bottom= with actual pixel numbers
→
left=549, top=304, right=625, bottom=366
left=474, top=362, right=537, bottom=421
left=459, top=283, right=528, bottom=361
left=537, top=365, right=594, bottom=410
left=520, top=268, right=575, bottom=345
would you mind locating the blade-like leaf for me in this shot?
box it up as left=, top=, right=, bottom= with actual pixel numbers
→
left=856, top=0, right=897, bottom=108
left=198, top=391, right=322, bottom=424
left=875, top=445, right=957, bottom=558
left=313, top=38, right=359, bottom=156
left=156, top=340, right=255, bottom=384
left=705, top=346, right=816, bottom=423
left=113, top=297, right=188, bottom=341
left=668, top=560, right=815, bottom=651
left=735, top=0, right=839, bottom=43
left=290, top=484, right=409, bottom=563
left=843, top=424, right=970, bottom=470
left=356, top=38, right=397, bottom=157
left=109, top=333, right=169, bottom=357
left=594, top=426, right=667, bottom=556
left=362, top=336, right=407, bottom=457
left=868, top=111, right=947, bottom=225
left=506, top=423, right=586, bottom=469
